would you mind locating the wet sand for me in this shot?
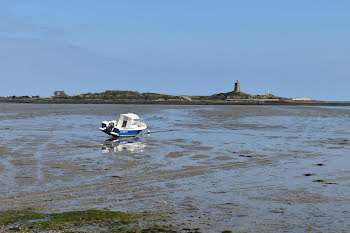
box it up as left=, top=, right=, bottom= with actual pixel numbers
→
left=0, top=103, right=350, bottom=232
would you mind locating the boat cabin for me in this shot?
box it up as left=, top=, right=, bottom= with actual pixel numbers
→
left=116, top=113, right=141, bottom=129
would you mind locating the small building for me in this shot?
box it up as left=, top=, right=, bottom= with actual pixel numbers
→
left=180, top=96, right=192, bottom=101
left=292, top=97, right=311, bottom=101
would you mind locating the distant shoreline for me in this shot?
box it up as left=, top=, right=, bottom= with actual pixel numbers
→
left=3, top=88, right=336, bottom=106
left=1, top=98, right=349, bottom=106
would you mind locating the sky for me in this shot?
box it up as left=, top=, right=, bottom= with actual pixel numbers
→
left=0, top=0, right=349, bottom=100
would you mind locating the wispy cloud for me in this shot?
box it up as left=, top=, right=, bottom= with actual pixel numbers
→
left=0, top=4, right=63, bottom=39
left=0, top=4, right=130, bottom=97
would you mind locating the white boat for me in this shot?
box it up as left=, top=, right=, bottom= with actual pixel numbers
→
left=100, top=113, right=147, bottom=137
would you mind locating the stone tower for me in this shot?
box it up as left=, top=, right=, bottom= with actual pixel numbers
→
left=234, top=80, right=241, bottom=93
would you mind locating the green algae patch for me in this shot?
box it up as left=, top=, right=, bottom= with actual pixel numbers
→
left=0, top=209, right=176, bottom=232
left=31, top=209, right=142, bottom=230
left=0, top=208, right=45, bottom=226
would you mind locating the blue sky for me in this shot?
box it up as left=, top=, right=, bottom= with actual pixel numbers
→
left=0, top=0, right=349, bottom=100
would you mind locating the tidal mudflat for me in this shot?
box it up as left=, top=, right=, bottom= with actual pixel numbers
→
left=0, top=103, right=350, bottom=232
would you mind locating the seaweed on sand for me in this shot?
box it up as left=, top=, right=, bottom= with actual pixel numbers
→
left=0, top=209, right=177, bottom=232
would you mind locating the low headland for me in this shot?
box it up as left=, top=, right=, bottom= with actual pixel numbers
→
left=0, top=82, right=348, bottom=105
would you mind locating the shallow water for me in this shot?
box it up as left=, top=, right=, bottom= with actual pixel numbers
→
left=0, top=103, right=350, bottom=232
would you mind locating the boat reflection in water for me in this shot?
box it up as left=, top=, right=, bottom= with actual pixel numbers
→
left=102, top=137, right=146, bottom=153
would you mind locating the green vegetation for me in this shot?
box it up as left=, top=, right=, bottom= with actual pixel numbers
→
left=3, top=95, right=41, bottom=99
left=53, top=90, right=69, bottom=98
left=0, top=208, right=45, bottom=226
left=209, top=91, right=251, bottom=100
left=0, top=209, right=177, bottom=232
left=29, top=209, right=141, bottom=229
left=208, top=91, right=283, bottom=100
left=63, top=90, right=182, bottom=101
left=50, top=89, right=282, bottom=101
left=3, top=89, right=333, bottom=105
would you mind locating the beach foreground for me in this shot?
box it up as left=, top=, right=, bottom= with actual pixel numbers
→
left=0, top=104, right=349, bottom=232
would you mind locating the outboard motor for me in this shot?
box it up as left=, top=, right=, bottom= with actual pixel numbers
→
left=106, top=122, right=114, bottom=132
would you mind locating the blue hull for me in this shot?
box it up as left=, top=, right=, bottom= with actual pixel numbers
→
left=113, top=128, right=142, bottom=137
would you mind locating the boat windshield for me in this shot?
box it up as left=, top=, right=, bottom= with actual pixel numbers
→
left=122, top=119, right=128, bottom=127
